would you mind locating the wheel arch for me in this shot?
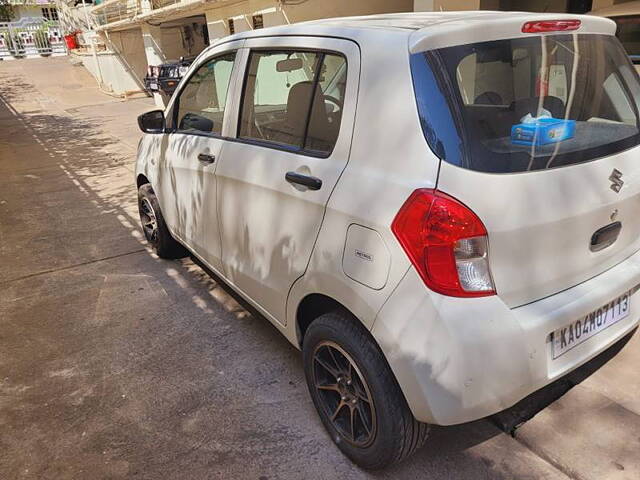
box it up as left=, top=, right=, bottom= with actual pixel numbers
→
left=295, top=293, right=359, bottom=348
left=137, top=173, right=150, bottom=188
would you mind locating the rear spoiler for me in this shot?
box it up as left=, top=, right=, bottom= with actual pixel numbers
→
left=409, top=12, right=616, bottom=54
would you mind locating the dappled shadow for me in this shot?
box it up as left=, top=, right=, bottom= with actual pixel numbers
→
left=0, top=58, right=572, bottom=480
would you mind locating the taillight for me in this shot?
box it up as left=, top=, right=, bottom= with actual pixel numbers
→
left=392, top=189, right=496, bottom=298
left=522, top=19, right=581, bottom=33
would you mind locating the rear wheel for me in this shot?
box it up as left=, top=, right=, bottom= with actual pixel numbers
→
left=302, top=311, right=429, bottom=469
left=138, top=184, right=187, bottom=259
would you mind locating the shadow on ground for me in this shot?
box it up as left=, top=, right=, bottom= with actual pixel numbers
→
left=0, top=61, right=565, bottom=480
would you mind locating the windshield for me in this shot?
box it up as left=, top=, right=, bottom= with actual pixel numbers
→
left=411, top=34, right=640, bottom=173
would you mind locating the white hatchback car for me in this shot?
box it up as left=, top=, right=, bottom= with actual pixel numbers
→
left=136, top=12, right=640, bottom=468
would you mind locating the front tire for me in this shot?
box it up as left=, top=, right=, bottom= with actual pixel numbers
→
left=302, top=311, right=429, bottom=469
left=137, top=184, right=187, bottom=259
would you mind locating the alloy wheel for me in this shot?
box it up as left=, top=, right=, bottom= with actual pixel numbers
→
left=312, top=341, right=376, bottom=447
left=139, top=197, right=158, bottom=243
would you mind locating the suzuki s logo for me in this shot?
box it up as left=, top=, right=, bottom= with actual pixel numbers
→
left=609, top=169, right=624, bottom=193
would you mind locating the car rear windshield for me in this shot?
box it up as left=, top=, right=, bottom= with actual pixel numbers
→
left=411, top=34, right=640, bottom=173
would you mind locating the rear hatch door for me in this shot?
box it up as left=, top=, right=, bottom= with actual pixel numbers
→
left=412, top=27, right=640, bottom=307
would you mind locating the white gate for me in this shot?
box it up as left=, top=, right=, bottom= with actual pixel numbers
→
left=0, top=16, right=66, bottom=59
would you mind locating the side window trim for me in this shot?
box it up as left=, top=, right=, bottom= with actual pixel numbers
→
left=171, top=50, right=238, bottom=138
left=235, top=47, right=347, bottom=158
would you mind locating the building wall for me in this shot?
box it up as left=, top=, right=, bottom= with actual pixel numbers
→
left=204, top=0, right=414, bottom=42
left=499, top=0, right=569, bottom=11
left=103, top=28, right=147, bottom=91
left=13, top=5, right=48, bottom=19
left=160, top=22, right=208, bottom=61
left=73, top=49, right=143, bottom=93
left=592, top=0, right=637, bottom=10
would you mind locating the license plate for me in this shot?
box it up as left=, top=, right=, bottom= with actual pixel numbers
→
left=150, top=82, right=158, bottom=90
left=552, top=291, right=631, bottom=359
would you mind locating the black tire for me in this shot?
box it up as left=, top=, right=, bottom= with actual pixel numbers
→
left=137, top=183, right=187, bottom=259
left=302, top=311, right=429, bottom=469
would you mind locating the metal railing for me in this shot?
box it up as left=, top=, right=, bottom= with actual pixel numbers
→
left=150, top=0, right=181, bottom=9
left=91, top=0, right=211, bottom=28
left=0, top=16, right=65, bottom=57
left=91, top=0, right=141, bottom=27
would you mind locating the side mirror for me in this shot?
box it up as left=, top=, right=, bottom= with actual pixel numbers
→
left=138, top=110, right=165, bottom=133
left=179, top=112, right=214, bottom=132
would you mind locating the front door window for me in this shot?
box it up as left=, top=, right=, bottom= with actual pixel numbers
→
left=175, top=52, right=236, bottom=136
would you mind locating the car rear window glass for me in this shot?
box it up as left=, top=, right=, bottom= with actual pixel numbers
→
left=175, top=52, right=236, bottom=135
left=238, top=50, right=346, bottom=155
left=411, top=34, right=640, bottom=173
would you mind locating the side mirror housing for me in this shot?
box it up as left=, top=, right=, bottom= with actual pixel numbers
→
left=138, top=110, right=165, bottom=133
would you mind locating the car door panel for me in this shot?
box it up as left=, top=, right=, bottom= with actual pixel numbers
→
left=216, top=37, right=360, bottom=325
left=157, top=46, right=241, bottom=273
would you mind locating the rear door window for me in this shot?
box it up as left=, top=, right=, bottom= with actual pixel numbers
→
left=238, top=50, right=346, bottom=155
left=411, top=34, right=640, bottom=173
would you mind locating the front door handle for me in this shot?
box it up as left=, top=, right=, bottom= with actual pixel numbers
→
left=285, top=171, right=322, bottom=191
left=198, top=153, right=216, bottom=164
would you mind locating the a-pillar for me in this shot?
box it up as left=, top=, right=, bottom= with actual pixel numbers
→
left=141, top=24, right=167, bottom=108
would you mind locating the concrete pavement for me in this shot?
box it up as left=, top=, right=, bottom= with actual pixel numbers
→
left=0, top=57, right=637, bottom=480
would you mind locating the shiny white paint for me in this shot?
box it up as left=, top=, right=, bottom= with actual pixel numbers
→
left=136, top=12, right=640, bottom=426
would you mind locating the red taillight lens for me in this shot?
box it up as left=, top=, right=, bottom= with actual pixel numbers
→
left=522, top=19, right=581, bottom=33
left=392, top=189, right=496, bottom=298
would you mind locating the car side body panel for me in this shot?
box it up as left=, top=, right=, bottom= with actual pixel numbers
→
left=286, top=31, right=440, bottom=336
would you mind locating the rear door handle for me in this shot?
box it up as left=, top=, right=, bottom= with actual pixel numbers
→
left=285, top=171, right=322, bottom=191
left=198, top=153, right=216, bottom=164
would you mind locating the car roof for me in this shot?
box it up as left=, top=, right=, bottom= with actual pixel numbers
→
left=209, top=11, right=616, bottom=53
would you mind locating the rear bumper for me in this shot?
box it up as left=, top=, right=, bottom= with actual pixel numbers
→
left=371, top=248, right=640, bottom=425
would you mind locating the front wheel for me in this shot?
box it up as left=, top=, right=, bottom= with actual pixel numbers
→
left=302, top=311, right=429, bottom=469
left=137, top=184, right=187, bottom=259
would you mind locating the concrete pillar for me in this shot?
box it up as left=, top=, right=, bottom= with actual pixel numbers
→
left=205, top=9, right=229, bottom=45
left=141, top=24, right=166, bottom=108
